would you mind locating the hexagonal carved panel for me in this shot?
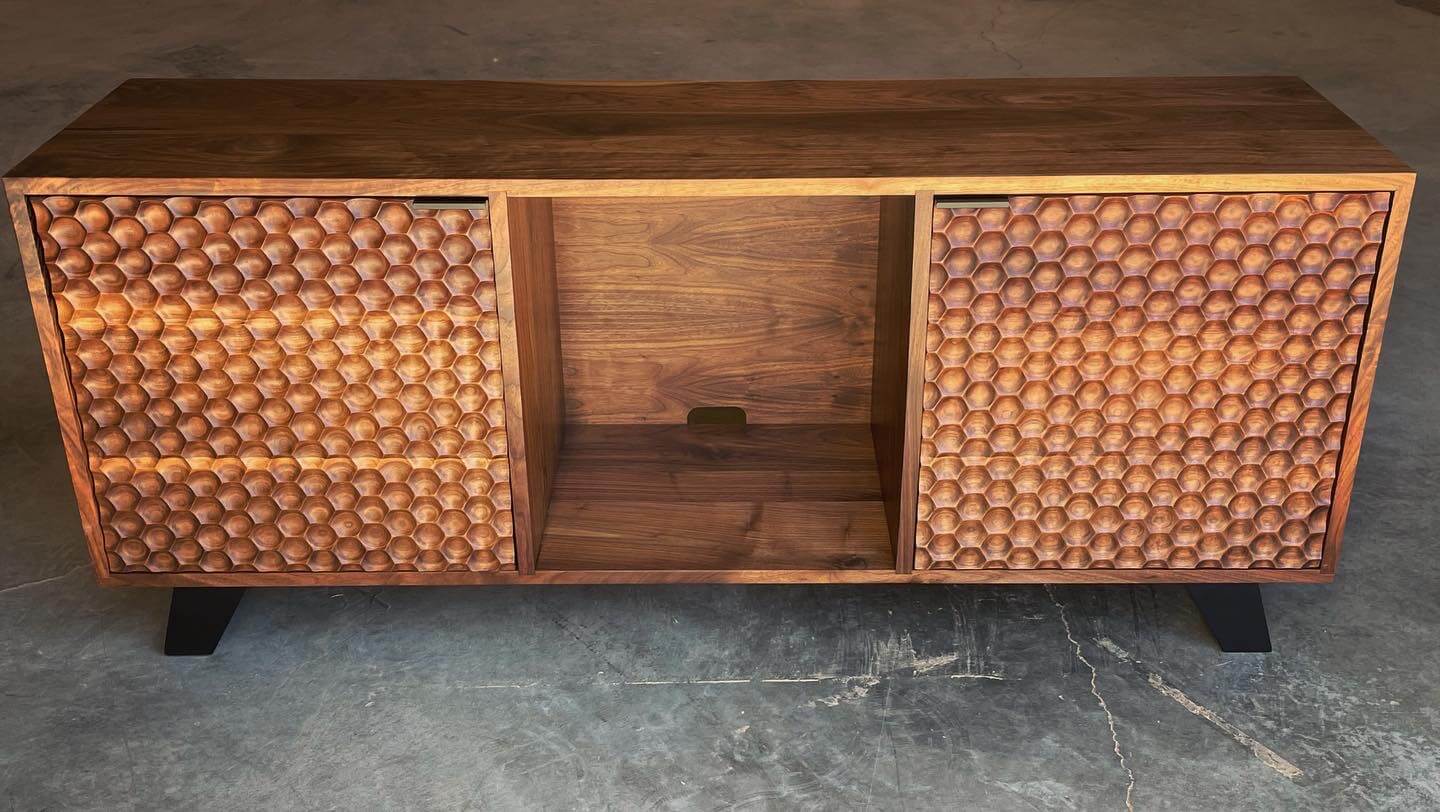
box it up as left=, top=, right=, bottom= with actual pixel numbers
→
left=918, top=193, right=1389, bottom=570
left=33, top=197, right=515, bottom=574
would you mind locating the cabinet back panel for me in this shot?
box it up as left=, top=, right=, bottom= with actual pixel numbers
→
left=551, top=196, right=880, bottom=424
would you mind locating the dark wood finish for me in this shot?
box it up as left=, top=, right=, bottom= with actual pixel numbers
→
left=550, top=196, right=879, bottom=424
left=2, top=78, right=1415, bottom=594
left=541, top=502, right=891, bottom=571
left=1187, top=584, right=1272, bottom=652
left=551, top=423, right=882, bottom=502
left=164, top=587, right=246, bottom=655
left=491, top=195, right=565, bottom=573
left=6, top=78, right=1409, bottom=183
left=540, top=423, right=889, bottom=571
left=870, top=196, right=918, bottom=567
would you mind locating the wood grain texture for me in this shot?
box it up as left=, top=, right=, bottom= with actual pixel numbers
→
left=5, top=78, right=1409, bottom=183
left=870, top=196, right=918, bottom=566
left=551, top=423, right=882, bottom=502
left=490, top=195, right=564, bottom=573
left=1320, top=178, right=1415, bottom=572
left=4, top=78, right=1415, bottom=589
left=551, top=196, right=879, bottom=424
left=540, top=502, right=892, bottom=571
left=3, top=174, right=1416, bottom=201
left=918, top=192, right=1389, bottom=571
left=27, top=195, right=515, bottom=574
left=540, top=424, right=889, bottom=571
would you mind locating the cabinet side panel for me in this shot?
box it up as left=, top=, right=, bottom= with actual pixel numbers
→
left=28, top=195, right=515, bottom=576
left=1322, top=178, right=1414, bottom=571
left=870, top=195, right=920, bottom=570
left=7, top=185, right=112, bottom=581
left=492, top=195, right=565, bottom=572
left=917, top=192, right=1388, bottom=571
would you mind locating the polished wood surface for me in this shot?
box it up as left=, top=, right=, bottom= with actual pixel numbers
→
left=6, top=78, right=1409, bottom=184
left=551, top=423, right=882, bottom=501
left=540, top=501, right=892, bottom=571
left=550, top=196, right=879, bottom=424
left=918, top=192, right=1389, bottom=571
left=491, top=195, right=565, bottom=573
left=4, top=78, right=1415, bottom=589
left=540, top=423, right=890, bottom=571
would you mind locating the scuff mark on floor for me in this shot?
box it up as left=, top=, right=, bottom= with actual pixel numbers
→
left=1095, top=636, right=1303, bottom=780
left=622, top=678, right=751, bottom=686
left=1147, top=673, right=1303, bottom=779
left=812, top=676, right=881, bottom=708
left=871, top=630, right=1004, bottom=679
left=457, top=671, right=1006, bottom=692
left=1048, top=587, right=1136, bottom=812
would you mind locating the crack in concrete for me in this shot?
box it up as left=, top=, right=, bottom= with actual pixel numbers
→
left=0, top=564, right=87, bottom=595
left=1048, top=586, right=1136, bottom=812
left=980, top=2, right=1025, bottom=71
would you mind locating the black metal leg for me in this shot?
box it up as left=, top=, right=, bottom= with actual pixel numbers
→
left=1187, top=584, right=1272, bottom=653
left=164, top=587, right=246, bottom=656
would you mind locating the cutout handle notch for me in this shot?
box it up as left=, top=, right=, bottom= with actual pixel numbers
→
left=687, top=406, right=747, bottom=426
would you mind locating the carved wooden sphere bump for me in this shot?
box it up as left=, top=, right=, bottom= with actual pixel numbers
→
left=918, top=193, right=1388, bottom=571
left=35, top=196, right=515, bottom=574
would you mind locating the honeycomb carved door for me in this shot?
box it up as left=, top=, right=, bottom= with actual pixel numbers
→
left=31, top=196, right=515, bottom=575
left=916, top=193, right=1390, bottom=571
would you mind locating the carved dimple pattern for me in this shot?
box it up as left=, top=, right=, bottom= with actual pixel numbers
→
left=918, top=193, right=1388, bottom=570
left=34, top=196, right=515, bottom=574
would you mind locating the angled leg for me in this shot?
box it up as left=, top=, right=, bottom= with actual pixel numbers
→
left=1187, top=584, right=1271, bottom=653
left=165, top=587, right=246, bottom=656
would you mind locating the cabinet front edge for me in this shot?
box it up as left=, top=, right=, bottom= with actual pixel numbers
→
left=2, top=172, right=1417, bottom=198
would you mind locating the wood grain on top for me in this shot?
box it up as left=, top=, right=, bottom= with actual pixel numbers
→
left=4, top=77, right=1409, bottom=182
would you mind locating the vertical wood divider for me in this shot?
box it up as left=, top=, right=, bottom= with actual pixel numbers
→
left=490, top=193, right=566, bottom=574
left=871, top=195, right=919, bottom=571
left=5, top=182, right=114, bottom=582
left=1320, top=176, right=1417, bottom=573
left=898, top=192, right=937, bottom=573
left=881, top=191, right=938, bottom=570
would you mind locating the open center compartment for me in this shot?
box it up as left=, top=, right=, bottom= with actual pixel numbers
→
left=498, top=195, right=919, bottom=573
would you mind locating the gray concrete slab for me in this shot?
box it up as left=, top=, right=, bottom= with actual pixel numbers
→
left=2, top=1, right=1438, bottom=808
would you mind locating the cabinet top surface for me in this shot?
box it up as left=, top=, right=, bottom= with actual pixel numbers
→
left=5, top=76, right=1410, bottom=184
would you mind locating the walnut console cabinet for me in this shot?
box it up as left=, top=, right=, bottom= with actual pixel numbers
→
left=4, top=78, right=1414, bottom=654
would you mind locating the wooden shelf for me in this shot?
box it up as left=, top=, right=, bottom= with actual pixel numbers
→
left=537, top=424, right=894, bottom=571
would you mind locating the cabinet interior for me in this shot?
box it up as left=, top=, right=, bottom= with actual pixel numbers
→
left=503, top=195, right=919, bottom=572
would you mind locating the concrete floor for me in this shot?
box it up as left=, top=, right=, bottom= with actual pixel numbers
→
left=2, top=1, right=1439, bottom=808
